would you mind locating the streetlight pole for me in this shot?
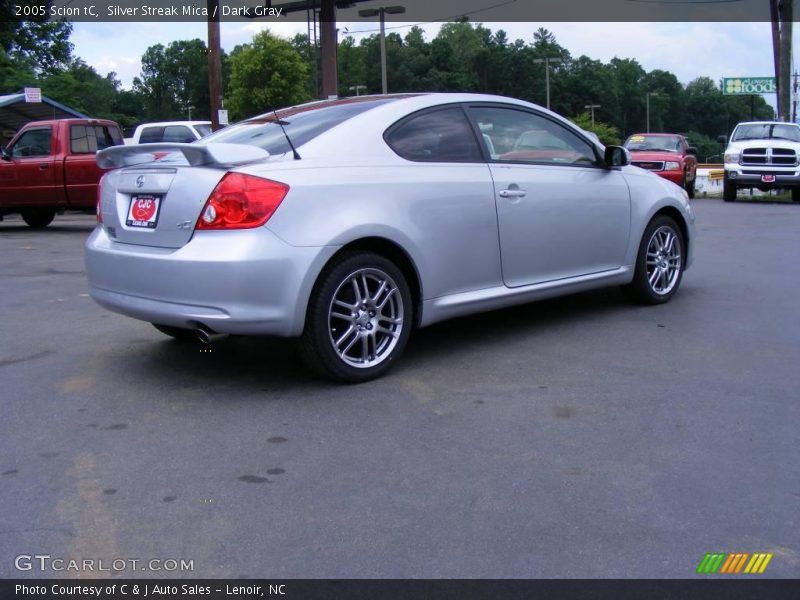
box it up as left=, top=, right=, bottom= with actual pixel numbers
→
left=584, top=104, right=600, bottom=126
left=358, top=5, right=405, bottom=95
left=349, top=85, right=367, bottom=96
left=646, top=92, right=659, bottom=133
left=533, top=56, right=562, bottom=110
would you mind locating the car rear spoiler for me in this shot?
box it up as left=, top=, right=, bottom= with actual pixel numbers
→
left=96, top=143, right=270, bottom=169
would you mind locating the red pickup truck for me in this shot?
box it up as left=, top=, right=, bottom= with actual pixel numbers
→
left=0, top=118, right=123, bottom=228
left=623, top=133, right=698, bottom=198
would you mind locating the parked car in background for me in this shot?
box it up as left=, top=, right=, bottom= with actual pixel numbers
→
left=87, top=93, right=694, bottom=382
left=0, top=118, right=123, bottom=228
left=126, top=121, right=212, bottom=145
left=720, top=121, right=800, bottom=202
left=624, top=133, right=698, bottom=197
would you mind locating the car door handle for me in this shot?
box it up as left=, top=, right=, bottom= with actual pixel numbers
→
left=39, top=163, right=49, bottom=170
left=498, top=188, right=526, bottom=198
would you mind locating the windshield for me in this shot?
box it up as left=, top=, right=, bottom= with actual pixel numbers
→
left=624, top=134, right=682, bottom=152
left=200, top=98, right=399, bottom=155
left=732, top=123, right=800, bottom=142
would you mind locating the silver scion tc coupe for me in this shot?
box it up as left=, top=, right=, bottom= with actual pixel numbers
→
left=86, top=93, right=695, bottom=382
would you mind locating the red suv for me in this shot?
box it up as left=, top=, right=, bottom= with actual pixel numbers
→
left=624, top=133, right=698, bottom=198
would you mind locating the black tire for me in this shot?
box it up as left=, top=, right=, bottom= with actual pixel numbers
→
left=722, top=175, right=736, bottom=202
left=152, top=323, right=198, bottom=342
left=622, top=215, right=685, bottom=305
left=684, top=171, right=696, bottom=199
left=792, top=188, right=800, bottom=203
left=21, top=208, right=56, bottom=228
left=299, top=251, right=413, bottom=383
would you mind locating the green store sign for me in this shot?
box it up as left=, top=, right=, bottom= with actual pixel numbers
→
left=722, top=77, right=776, bottom=95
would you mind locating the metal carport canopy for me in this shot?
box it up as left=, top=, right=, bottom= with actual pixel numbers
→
left=0, top=93, right=88, bottom=133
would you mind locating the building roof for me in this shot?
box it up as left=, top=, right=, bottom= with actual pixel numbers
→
left=0, top=93, right=88, bottom=133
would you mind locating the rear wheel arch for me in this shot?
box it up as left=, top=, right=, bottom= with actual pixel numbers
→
left=313, top=237, right=423, bottom=328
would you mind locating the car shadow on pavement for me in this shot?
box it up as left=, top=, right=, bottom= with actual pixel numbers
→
left=121, top=286, right=638, bottom=392
left=401, top=286, right=634, bottom=369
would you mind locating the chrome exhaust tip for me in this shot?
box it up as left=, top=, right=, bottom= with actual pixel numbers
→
left=196, top=325, right=227, bottom=345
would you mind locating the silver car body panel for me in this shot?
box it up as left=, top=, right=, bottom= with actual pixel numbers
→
left=85, top=93, right=695, bottom=337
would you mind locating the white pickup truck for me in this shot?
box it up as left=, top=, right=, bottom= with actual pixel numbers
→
left=123, top=121, right=212, bottom=145
left=722, top=121, right=800, bottom=202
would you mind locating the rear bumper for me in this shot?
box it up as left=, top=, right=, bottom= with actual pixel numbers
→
left=84, top=226, right=338, bottom=337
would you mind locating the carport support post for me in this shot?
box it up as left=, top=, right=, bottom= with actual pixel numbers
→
left=320, top=0, right=339, bottom=99
left=207, top=0, right=223, bottom=130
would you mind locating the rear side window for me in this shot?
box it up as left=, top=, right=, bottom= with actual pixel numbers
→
left=139, top=127, right=165, bottom=143
left=201, top=98, right=397, bottom=155
left=11, top=127, right=52, bottom=157
left=385, top=107, right=482, bottom=162
left=71, top=125, right=95, bottom=153
left=163, top=125, right=195, bottom=143
left=194, top=124, right=212, bottom=137
left=107, top=126, right=123, bottom=147
left=71, top=125, right=124, bottom=153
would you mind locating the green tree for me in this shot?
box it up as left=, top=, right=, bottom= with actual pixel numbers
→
left=0, top=1, right=72, bottom=76
left=571, top=112, right=621, bottom=146
left=163, top=39, right=211, bottom=120
left=40, top=60, right=117, bottom=116
left=133, top=44, right=180, bottom=119
left=226, top=30, right=310, bottom=120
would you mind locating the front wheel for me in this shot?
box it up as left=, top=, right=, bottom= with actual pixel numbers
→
left=722, top=175, right=736, bottom=202
left=684, top=171, right=696, bottom=199
left=21, top=208, right=56, bottom=228
left=792, top=188, right=800, bottom=203
left=299, top=252, right=413, bottom=383
left=623, top=215, right=685, bottom=305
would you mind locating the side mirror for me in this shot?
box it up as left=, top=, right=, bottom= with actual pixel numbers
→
left=604, top=145, right=630, bottom=168
left=0, top=147, right=10, bottom=161
left=716, top=135, right=727, bottom=145
left=687, top=146, right=698, bottom=156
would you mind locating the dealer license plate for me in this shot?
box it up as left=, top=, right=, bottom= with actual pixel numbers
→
left=126, top=196, right=161, bottom=228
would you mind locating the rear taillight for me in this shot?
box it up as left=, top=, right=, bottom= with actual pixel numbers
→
left=96, top=176, right=104, bottom=223
left=197, top=173, right=289, bottom=230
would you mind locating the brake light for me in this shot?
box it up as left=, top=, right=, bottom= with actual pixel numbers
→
left=96, top=176, right=104, bottom=223
left=197, top=173, right=289, bottom=230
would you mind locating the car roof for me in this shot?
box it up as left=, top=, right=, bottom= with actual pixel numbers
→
left=135, top=121, right=211, bottom=128
left=627, top=133, right=682, bottom=137
left=735, top=121, right=798, bottom=127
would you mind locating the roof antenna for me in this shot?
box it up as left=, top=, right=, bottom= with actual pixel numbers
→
left=271, top=107, right=301, bottom=160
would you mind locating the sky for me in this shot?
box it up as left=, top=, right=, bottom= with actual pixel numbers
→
left=70, top=20, right=787, bottom=111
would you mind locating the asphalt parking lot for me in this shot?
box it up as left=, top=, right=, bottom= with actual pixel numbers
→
left=0, top=199, right=798, bottom=579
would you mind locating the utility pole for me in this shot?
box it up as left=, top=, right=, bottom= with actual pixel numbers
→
left=318, top=0, right=338, bottom=99
left=771, top=0, right=794, bottom=121
left=358, top=5, right=406, bottom=95
left=779, top=0, right=793, bottom=121
left=207, top=0, right=222, bottom=130
left=533, top=57, right=562, bottom=110
left=794, top=72, right=799, bottom=123
left=646, top=92, right=659, bottom=133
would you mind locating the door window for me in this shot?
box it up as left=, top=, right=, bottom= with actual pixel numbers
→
left=469, top=106, right=598, bottom=166
left=11, top=128, right=52, bottom=157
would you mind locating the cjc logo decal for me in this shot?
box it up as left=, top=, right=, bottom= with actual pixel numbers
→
left=132, top=198, right=156, bottom=222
